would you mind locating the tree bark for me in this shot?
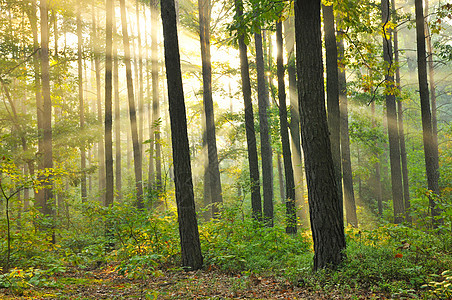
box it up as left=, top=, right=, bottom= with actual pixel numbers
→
left=119, top=0, right=144, bottom=209
left=161, top=0, right=203, bottom=270
left=414, top=0, right=442, bottom=227
left=234, top=0, right=262, bottom=221
left=199, top=0, right=223, bottom=217
left=255, top=30, right=274, bottom=226
left=295, top=0, right=346, bottom=270
left=382, top=0, right=404, bottom=224
left=113, top=4, right=122, bottom=201
left=276, top=21, right=296, bottom=234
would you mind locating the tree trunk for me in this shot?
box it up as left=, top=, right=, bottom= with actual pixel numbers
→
left=151, top=0, right=162, bottom=192
left=113, top=5, right=122, bottom=201
left=284, top=16, right=305, bottom=225
left=276, top=21, right=296, bottom=234
left=382, top=0, right=404, bottom=224
left=414, top=0, right=442, bottom=227
left=199, top=0, right=223, bottom=217
left=39, top=0, right=55, bottom=242
left=392, top=0, right=411, bottom=223
left=255, top=30, right=274, bottom=226
left=295, top=0, right=346, bottom=270
left=105, top=0, right=114, bottom=208
left=371, top=101, right=383, bottom=216
left=337, top=20, right=358, bottom=227
left=119, top=0, right=144, bottom=208
left=234, top=0, right=262, bottom=221
left=322, top=4, right=343, bottom=204
left=136, top=0, right=144, bottom=156
left=161, top=0, right=203, bottom=270
left=77, top=5, right=87, bottom=203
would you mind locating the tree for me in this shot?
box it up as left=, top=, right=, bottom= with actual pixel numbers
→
left=255, top=29, right=274, bottom=226
left=198, top=0, right=223, bottom=217
left=77, top=4, right=87, bottom=203
left=113, top=4, right=122, bottom=201
left=322, top=4, right=343, bottom=205
left=105, top=0, right=114, bottom=208
left=414, top=0, right=442, bottom=227
left=234, top=0, right=262, bottom=221
left=161, top=0, right=203, bottom=270
left=382, top=0, right=404, bottom=223
left=295, top=0, right=346, bottom=270
left=276, top=20, right=296, bottom=234
left=119, top=0, right=144, bottom=209
left=337, top=14, right=358, bottom=227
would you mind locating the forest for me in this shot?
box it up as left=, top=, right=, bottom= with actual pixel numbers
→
left=0, top=0, right=452, bottom=298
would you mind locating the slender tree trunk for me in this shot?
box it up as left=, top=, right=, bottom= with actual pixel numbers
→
left=295, top=0, right=346, bottom=270
left=105, top=0, right=114, bottom=208
left=151, top=0, right=162, bottom=192
left=77, top=5, right=87, bottom=202
left=113, top=5, right=122, bottom=201
left=136, top=0, right=144, bottom=156
left=371, top=101, right=383, bottom=216
left=337, top=21, right=358, bottom=227
left=255, top=30, right=274, bottom=226
left=119, top=0, right=144, bottom=208
left=199, top=0, right=223, bottom=217
left=161, top=0, right=203, bottom=270
left=284, top=16, right=305, bottom=224
left=392, top=0, right=411, bottom=223
left=414, top=0, right=442, bottom=227
left=234, top=0, right=262, bottom=221
left=276, top=21, right=296, bottom=234
left=322, top=4, right=343, bottom=204
left=382, top=0, right=404, bottom=223
left=39, top=0, right=55, bottom=242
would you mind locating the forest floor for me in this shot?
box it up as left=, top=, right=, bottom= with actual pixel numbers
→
left=0, top=264, right=394, bottom=300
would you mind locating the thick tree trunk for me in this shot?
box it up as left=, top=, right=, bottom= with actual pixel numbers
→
left=105, top=0, right=114, bottom=208
left=199, top=0, right=223, bottom=217
left=234, top=0, right=262, bottom=221
left=119, top=0, right=144, bottom=208
left=161, top=0, right=203, bottom=270
left=382, top=0, right=404, bottom=224
left=295, top=0, right=346, bottom=270
left=276, top=21, right=297, bottom=234
left=255, top=30, right=274, bottom=226
left=414, top=0, right=442, bottom=227
left=337, top=28, right=358, bottom=227
left=322, top=4, right=343, bottom=205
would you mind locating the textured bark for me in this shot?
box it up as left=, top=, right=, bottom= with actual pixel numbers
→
left=161, top=0, right=203, bottom=270
left=295, top=0, right=346, bottom=270
left=235, top=0, right=262, bottom=221
left=105, top=0, right=114, bottom=208
left=77, top=6, right=87, bottom=203
left=255, top=30, right=274, bottom=226
left=414, top=0, right=442, bottom=227
left=119, top=0, right=144, bottom=208
left=382, top=0, right=404, bottom=224
left=276, top=21, right=296, bottom=234
left=322, top=4, right=343, bottom=204
left=392, top=0, right=411, bottom=223
left=199, top=0, right=223, bottom=217
left=137, top=0, right=144, bottom=153
left=337, top=29, right=358, bottom=227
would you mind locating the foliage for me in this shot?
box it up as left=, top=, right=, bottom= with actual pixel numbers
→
left=422, top=270, right=452, bottom=299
